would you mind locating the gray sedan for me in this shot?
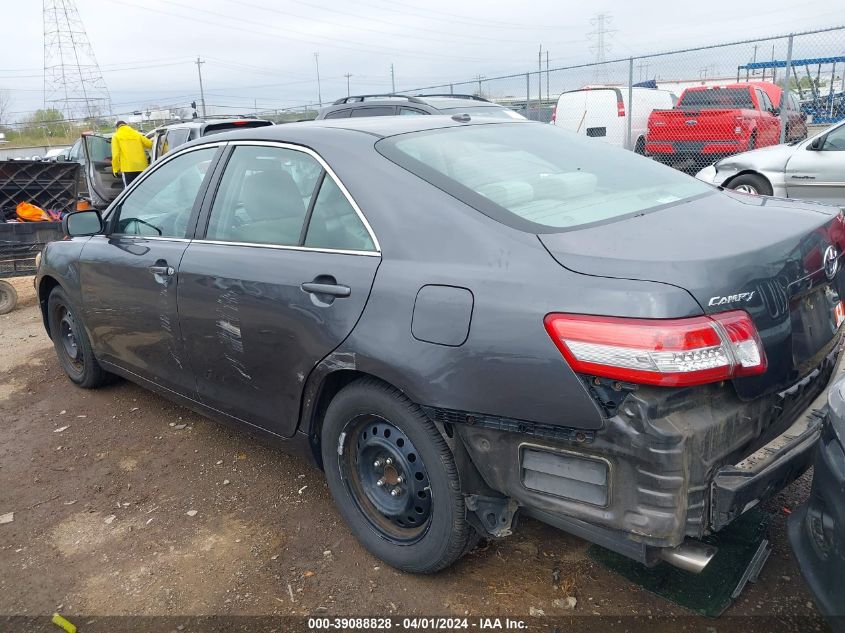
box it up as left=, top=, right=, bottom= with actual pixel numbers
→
left=36, top=116, right=845, bottom=575
left=696, top=120, right=845, bottom=204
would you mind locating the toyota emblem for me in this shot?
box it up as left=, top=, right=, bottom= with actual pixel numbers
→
left=824, top=245, right=839, bottom=280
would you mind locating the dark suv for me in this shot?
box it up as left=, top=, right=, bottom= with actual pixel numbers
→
left=316, top=94, right=525, bottom=120
left=149, top=116, right=274, bottom=162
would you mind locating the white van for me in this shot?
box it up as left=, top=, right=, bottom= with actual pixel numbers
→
left=553, top=87, right=676, bottom=152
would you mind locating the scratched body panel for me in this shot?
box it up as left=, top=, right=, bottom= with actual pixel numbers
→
left=176, top=242, right=379, bottom=437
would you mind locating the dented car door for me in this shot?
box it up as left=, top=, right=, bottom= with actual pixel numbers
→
left=79, top=145, right=222, bottom=395
left=176, top=143, right=380, bottom=437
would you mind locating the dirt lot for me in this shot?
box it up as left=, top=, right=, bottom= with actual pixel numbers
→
left=0, top=276, right=832, bottom=631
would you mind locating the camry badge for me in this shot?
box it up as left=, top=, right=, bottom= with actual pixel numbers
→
left=824, top=245, right=839, bottom=280
left=708, top=292, right=756, bottom=307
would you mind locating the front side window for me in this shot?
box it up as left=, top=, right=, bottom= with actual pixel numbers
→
left=113, top=147, right=217, bottom=237
left=822, top=125, right=845, bottom=151
left=378, top=123, right=712, bottom=232
left=206, top=145, right=322, bottom=246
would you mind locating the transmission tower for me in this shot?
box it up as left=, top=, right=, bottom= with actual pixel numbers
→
left=43, top=0, right=111, bottom=122
left=587, top=13, right=616, bottom=83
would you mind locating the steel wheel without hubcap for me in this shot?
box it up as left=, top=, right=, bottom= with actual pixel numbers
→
left=58, top=305, right=83, bottom=372
left=342, top=414, right=432, bottom=543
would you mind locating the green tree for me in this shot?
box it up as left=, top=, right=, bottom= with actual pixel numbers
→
left=24, top=108, right=68, bottom=137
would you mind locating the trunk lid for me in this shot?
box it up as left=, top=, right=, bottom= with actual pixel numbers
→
left=648, top=108, right=748, bottom=142
left=539, top=191, right=845, bottom=397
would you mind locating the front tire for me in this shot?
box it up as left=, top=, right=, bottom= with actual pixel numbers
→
left=47, top=286, right=109, bottom=388
left=321, top=379, right=476, bottom=573
left=728, top=173, right=773, bottom=196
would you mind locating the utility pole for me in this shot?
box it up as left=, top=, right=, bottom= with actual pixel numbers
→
left=314, top=52, right=322, bottom=107
left=476, top=74, right=485, bottom=96
left=390, top=63, right=395, bottom=93
left=636, top=60, right=651, bottom=81
left=195, top=56, right=207, bottom=117
left=546, top=50, right=550, bottom=104
left=751, top=44, right=759, bottom=75
left=538, top=45, right=542, bottom=102
left=343, top=73, right=353, bottom=97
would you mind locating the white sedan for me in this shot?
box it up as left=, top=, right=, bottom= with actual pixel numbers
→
left=696, top=120, right=845, bottom=205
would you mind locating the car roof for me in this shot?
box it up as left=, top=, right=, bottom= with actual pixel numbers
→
left=186, top=115, right=528, bottom=145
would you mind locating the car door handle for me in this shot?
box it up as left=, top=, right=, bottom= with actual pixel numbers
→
left=150, top=265, right=175, bottom=276
left=301, top=282, right=351, bottom=298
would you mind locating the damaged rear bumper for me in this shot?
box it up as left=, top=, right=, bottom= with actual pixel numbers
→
left=447, top=350, right=840, bottom=568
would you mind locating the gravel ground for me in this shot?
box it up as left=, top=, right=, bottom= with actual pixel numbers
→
left=0, top=276, right=832, bottom=632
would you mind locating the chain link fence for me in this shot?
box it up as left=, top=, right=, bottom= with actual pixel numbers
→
left=395, top=26, right=844, bottom=172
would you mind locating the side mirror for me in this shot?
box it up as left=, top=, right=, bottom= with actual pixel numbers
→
left=809, top=136, right=824, bottom=151
left=63, top=210, right=103, bottom=237
left=55, top=154, right=66, bottom=162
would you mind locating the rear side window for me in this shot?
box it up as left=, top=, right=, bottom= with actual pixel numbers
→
left=678, top=88, right=754, bottom=109
left=206, top=145, right=323, bottom=246
left=378, top=123, right=711, bottom=232
left=304, top=177, right=375, bottom=252
left=349, top=106, right=396, bottom=117
left=324, top=110, right=351, bottom=119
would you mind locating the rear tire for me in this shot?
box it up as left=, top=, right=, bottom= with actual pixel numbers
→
left=0, top=280, right=18, bottom=315
left=47, top=286, right=109, bottom=388
left=634, top=137, right=646, bottom=155
left=321, top=378, right=476, bottom=573
left=728, top=173, right=773, bottom=196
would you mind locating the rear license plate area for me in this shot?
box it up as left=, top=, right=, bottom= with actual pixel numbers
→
left=792, top=288, right=841, bottom=365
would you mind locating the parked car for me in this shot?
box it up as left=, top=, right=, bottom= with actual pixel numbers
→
left=553, top=86, right=677, bottom=152
left=38, top=116, right=845, bottom=575
left=43, top=146, right=72, bottom=162
left=316, top=93, right=525, bottom=120
left=695, top=119, right=845, bottom=204
left=148, top=117, right=274, bottom=162
left=646, top=82, right=799, bottom=170
left=788, top=377, right=845, bottom=633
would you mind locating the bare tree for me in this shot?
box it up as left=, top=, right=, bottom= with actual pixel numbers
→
left=0, top=89, right=11, bottom=127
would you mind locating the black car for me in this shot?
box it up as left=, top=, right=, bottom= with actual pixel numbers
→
left=38, top=116, right=845, bottom=575
left=316, top=93, right=525, bottom=120
left=789, top=377, right=845, bottom=632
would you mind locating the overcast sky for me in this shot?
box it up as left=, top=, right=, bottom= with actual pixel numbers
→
left=1, top=0, right=842, bottom=121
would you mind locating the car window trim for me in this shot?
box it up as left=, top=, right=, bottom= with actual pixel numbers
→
left=105, top=142, right=227, bottom=240
left=195, top=139, right=381, bottom=253
left=297, top=170, right=327, bottom=246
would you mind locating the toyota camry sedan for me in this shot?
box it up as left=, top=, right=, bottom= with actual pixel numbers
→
left=37, top=116, right=845, bottom=574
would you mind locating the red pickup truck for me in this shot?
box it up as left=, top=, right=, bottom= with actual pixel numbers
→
left=646, top=82, right=787, bottom=170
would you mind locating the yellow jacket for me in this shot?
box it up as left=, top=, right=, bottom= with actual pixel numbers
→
left=111, top=125, right=152, bottom=175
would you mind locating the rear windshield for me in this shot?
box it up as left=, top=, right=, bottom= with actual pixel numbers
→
left=436, top=105, right=525, bottom=120
left=377, top=123, right=711, bottom=232
left=678, top=88, right=754, bottom=109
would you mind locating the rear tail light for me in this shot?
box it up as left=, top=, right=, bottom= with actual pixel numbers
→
left=617, top=97, right=626, bottom=117
left=544, top=310, right=767, bottom=387
left=551, top=106, right=556, bottom=123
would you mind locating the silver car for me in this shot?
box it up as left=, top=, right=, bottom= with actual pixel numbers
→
left=696, top=120, right=845, bottom=205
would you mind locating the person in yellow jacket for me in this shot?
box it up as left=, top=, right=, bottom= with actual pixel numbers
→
left=111, top=121, right=152, bottom=186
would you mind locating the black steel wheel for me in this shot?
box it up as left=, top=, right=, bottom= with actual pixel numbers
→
left=321, top=378, right=476, bottom=573
left=47, top=286, right=109, bottom=388
left=344, top=415, right=433, bottom=542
